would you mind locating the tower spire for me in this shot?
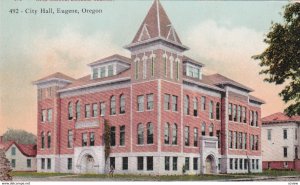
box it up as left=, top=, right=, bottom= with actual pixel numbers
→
left=125, top=0, right=188, bottom=51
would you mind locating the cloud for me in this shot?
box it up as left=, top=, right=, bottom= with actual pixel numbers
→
left=185, top=20, right=286, bottom=116
left=0, top=26, right=126, bottom=135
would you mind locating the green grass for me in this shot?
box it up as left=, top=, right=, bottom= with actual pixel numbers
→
left=11, top=170, right=300, bottom=181
left=11, top=171, right=73, bottom=177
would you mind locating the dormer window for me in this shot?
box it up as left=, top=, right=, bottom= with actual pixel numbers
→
left=89, top=55, right=131, bottom=80
left=108, top=65, right=114, bottom=77
left=187, top=65, right=201, bottom=79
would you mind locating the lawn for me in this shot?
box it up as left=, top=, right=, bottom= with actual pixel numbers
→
left=10, top=170, right=300, bottom=181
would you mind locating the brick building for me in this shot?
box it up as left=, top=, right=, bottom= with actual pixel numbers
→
left=34, top=0, right=264, bottom=175
left=262, top=112, right=300, bottom=171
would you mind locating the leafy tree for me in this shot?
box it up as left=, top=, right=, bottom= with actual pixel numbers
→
left=253, top=3, right=300, bottom=116
left=0, top=148, right=12, bottom=181
left=2, top=128, right=36, bottom=144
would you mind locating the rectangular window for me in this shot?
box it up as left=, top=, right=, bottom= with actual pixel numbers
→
left=228, top=103, right=232, bottom=121
left=165, top=156, right=170, bottom=171
left=147, top=156, right=153, bottom=171
left=239, top=159, right=243, bottom=170
left=42, top=109, right=46, bottom=122
left=110, top=157, right=115, bottom=169
left=244, top=159, right=248, bottom=169
left=172, top=95, right=178, bottom=112
left=295, top=128, right=298, bottom=140
left=243, top=133, right=247, bottom=149
left=164, top=94, right=170, bottom=110
left=284, top=147, right=288, bottom=158
left=173, top=157, right=178, bottom=171
left=233, top=132, right=236, bottom=149
left=90, top=132, right=95, bottom=146
left=216, top=130, right=221, bottom=148
left=93, top=68, right=98, bottom=79
left=110, top=126, right=116, bottom=146
left=68, top=130, right=73, bottom=148
left=201, top=96, right=206, bottom=111
left=120, top=125, right=125, bottom=146
left=233, top=105, right=237, bottom=122
left=47, top=158, right=51, bottom=169
left=194, top=127, right=198, bottom=147
left=100, top=102, right=105, bottom=116
left=283, top=129, right=288, bottom=139
left=185, top=157, right=190, bottom=171
left=47, top=109, right=52, bottom=122
left=185, top=126, right=190, bottom=146
left=67, top=158, right=72, bottom=170
left=267, top=129, right=272, bottom=140
left=92, top=103, right=98, bottom=117
left=229, top=158, right=233, bottom=170
left=209, top=101, right=214, bottom=119
left=237, top=106, right=241, bottom=122
left=41, top=158, right=45, bottom=169
left=147, top=94, right=154, bottom=110
left=218, top=158, right=221, bottom=171
left=82, top=133, right=87, bottom=147
left=193, top=158, right=198, bottom=170
left=120, top=95, right=125, bottom=114
left=252, top=159, right=255, bottom=170
left=239, top=132, right=243, bottom=149
left=122, top=157, right=128, bottom=170
left=11, top=147, right=16, bottom=156
left=256, top=159, right=259, bottom=169
left=27, top=159, right=31, bottom=168
left=85, top=104, right=90, bottom=118
left=229, top=131, right=232, bottom=149
left=108, top=65, right=114, bottom=76
left=137, top=95, right=144, bottom=112
left=137, top=157, right=144, bottom=170
left=100, top=67, right=106, bottom=78
left=234, top=158, right=238, bottom=170
left=11, top=159, right=16, bottom=168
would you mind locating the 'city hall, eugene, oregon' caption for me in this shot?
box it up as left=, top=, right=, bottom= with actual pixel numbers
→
left=8, top=8, right=103, bottom=15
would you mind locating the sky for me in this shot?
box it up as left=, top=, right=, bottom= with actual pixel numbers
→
left=0, top=0, right=288, bottom=136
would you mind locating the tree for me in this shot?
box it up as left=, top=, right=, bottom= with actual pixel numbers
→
left=2, top=129, right=36, bottom=144
left=253, top=2, right=300, bottom=116
left=104, top=119, right=111, bottom=173
left=0, top=148, right=12, bottom=181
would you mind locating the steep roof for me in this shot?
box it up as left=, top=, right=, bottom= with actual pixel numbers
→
left=88, top=54, right=132, bottom=66
left=182, top=56, right=205, bottom=67
left=128, top=0, right=186, bottom=49
left=262, top=112, right=300, bottom=124
left=0, top=141, right=37, bottom=157
left=34, top=72, right=75, bottom=84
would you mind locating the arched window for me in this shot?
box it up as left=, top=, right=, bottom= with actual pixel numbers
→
left=143, top=58, right=147, bottom=79
left=184, top=95, right=189, bottom=115
left=41, top=132, right=45, bottom=149
left=164, top=122, right=170, bottom=144
left=216, top=102, right=220, bottom=120
left=137, top=123, right=144, bottom=145
left=209, top=124, right=214, bottom=136
left=147, top=122, right=153, bottom=144
left=163, top=56, right=167, bottom=77
left=172, top=123, right=178, bottom=145
left=201, top=122, right=206, bottom=136
left=76, top=101, right=80, bottom=119
left=170, top=57, right=174, bottom=79
left=176, top=60, right=179, bottom=80
left=47, top=132, right=51, bottom=148
left=209, top=101, right=214, bottom=119
left=194, top=127, right=198, bottom=146
left=68, top=102, right=73, bottom=120
left=110, top=96, right=116, bottom=115
left=151, top=56, right=155, bottom=77
left=135, top=60, right=139, bottom=79
left=193, top=98, right=198, bottom=116
left=120, top=94, right=125, bottom=114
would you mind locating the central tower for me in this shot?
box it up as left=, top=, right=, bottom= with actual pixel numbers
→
left=124, top=0, right=189, bottom=83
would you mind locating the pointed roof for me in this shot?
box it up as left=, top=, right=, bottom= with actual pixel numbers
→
left=126, top=0, right=188, bottom=50
left=34, top=72, right=74, bottom=84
